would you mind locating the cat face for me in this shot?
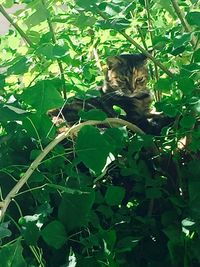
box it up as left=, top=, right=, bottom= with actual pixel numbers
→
left=104, top=53, right=148, bottom=97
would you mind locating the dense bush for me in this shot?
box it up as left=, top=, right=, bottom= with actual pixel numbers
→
left=0, top=0, right=200, bottom=266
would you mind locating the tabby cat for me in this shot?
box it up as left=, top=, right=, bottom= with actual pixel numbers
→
left=50, top=53, right=164, bottom=134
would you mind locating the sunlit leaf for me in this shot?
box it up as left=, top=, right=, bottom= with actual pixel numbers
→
left=21, top=80, right=64, bottom=114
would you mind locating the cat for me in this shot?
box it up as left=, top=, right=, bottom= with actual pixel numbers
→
left=49, top=53, right=166, bottom=134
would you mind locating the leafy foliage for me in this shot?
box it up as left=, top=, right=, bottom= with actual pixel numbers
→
left=0, top=0, right=200, bottom=266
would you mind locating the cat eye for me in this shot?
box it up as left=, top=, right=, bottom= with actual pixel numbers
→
left=136, top=77, right=145, bottom=83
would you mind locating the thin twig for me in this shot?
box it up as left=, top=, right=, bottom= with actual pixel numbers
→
left=41, top=0, right=67, bottom=99
left=144, top=3, right=158, bottom=79
left=171, top=0, right=197, bottom=47
left=0, top=4, right=34, bottom=47
left=94, top=7, right=174, bottom=78
left=0, top=117, right=159, bottom=221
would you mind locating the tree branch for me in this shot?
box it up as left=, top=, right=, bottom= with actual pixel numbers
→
left=171, top=0, right=197, bottom=47
left=0, top=118, right=159, bottom=222
left=0, top=4, right=34, bottom=47
left=41, top=0, right=67, bottom=99
left=94, top=7, right=174, bottom=78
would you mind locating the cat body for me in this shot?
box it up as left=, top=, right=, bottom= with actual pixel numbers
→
left=50, top=53, right=163, bottom=134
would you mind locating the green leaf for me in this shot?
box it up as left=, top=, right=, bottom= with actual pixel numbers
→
left=75, top=125, right=110, bottom=174
left=186, top=12, right=200, bottom=27
left=178, top=77, right=195, bottom=95
left=153, top=0, right=176, bottom=18
left=70, top=13, right=96, bottom=30
left=76, top=0, right=98, bottom=9
left=173, top=33, right=191, bottom=49
left=0, top=223, right=12, bottom=239
left=97, top=18, right=130, bottom=31
left=41, top=220, right=67, bottom=249
left=3, top=0, right=14, bottom=8
left=23, top=114, right=56, bottom=140
left=103, top=127, right=126, bottom=153
left=0, top=240, right=26, bottom=267
left=21, top=221, right=40, bottom=246
left=79, top=109, right=107, bottom=121
left=155, top=78, right=173, bottom=92
left=116, top=236, right=139, bottom=252
left=7, top=57, right=31, bottom=75
left=105, top=185, right=125, bottom=206
left=180, top=115, right=196, bottom=129
left=193, top=48, right=200, bottom=62
left=155, top=102, right=177, bottom=117
left=58, top=190, right=95, bottom=231
left=0, top=104, right=29, bottom=122
left=145, top=187, right=162, bottom=199
left=21, top=80, right=64, bottom=114
left=25, top=3, right=48, bottom=27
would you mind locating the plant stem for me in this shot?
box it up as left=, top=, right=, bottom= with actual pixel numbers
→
left=94, top=7, right=174, bottom=78
left=171, top=0, right=197, bottom=47
left=144, top=0, right=160, bottom=101
left=41, top=0, right=67, bottom=99
left=0, top=4, right=34, bottom=47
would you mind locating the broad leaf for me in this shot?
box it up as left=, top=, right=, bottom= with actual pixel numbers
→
left=105, top=186, right=125, bottom=206
left=58, top=190, right=95, bottom=231
left=186, top=12, right=200, bottom=27
left=75, top=125, right=110, bottom=173
left=41, top=220, right=67, bottom=249
left=7, top=57, right=31, bottom=75
left=79, top=109, right=107, bottom=121
left=0, top=240, right=26, bottom=267
left=21, top=80, right=64, bottom=114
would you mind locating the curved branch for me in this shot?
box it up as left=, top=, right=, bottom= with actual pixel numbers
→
left=0, top=118, right=158, bottom=222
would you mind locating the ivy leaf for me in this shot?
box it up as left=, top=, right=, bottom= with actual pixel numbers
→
left=21, top=80, right=64, bottom=114
left=0, top=240, right=26, bottom=267
left=186, top=12, right=200, bottom=27
left=79, top=109, right=107, bottom=121
left=41, top=220, right=67, bottom=249
left=75, top=125, right=110, bottom=174
left=105, top=186, right=125, bottom=206
left=58, top=190, right=95, bottom=231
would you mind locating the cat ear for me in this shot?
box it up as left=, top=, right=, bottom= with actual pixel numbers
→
left=140, top=49, right=153, bottom=63
left=106, top=56, right=125, bottom=69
